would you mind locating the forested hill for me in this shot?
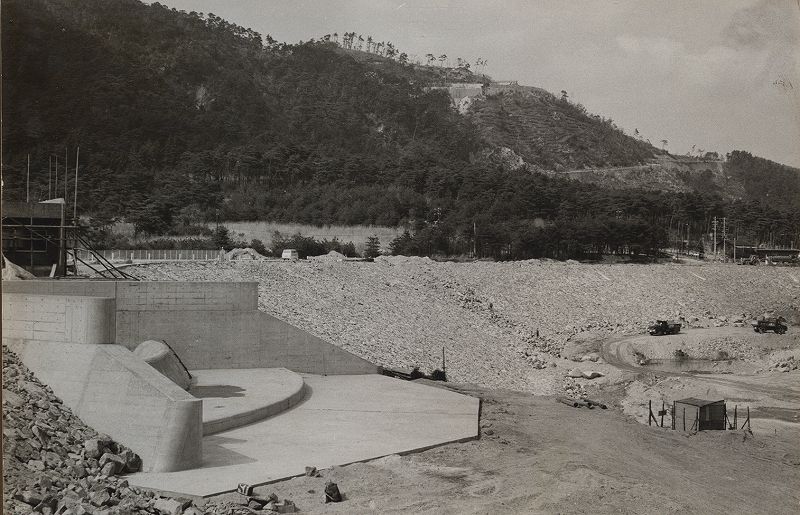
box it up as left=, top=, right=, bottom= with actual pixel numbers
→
left=3, top=0, right=799, bottom=258
left=3, top=0, right=480, bottom=229
left=3, top=0, right=651, bottom=221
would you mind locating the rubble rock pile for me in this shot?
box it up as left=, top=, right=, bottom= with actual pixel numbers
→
left=2, top=347, right=212, bottom=515
left=3, top=347, right=302, bottom=514
left=693, top=335, right=758, bottom=361
left=308, top=250, right=346, bottom=261
left=225, top=248, right=266, bottom=261
left=769, top=356, right=797, bottom=373
left=128, top=259, right=796, bottom=394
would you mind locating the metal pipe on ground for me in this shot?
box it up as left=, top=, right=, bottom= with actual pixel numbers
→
left=556, top=396, right=581, bottom=407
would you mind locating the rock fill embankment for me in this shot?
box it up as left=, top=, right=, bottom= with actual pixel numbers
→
left=128, top=259, right=798, bottom=393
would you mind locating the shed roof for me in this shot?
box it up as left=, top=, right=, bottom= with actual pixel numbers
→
left=675, top=398, right=724, bottom=407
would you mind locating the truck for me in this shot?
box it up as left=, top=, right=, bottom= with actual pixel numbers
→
left=752, top=316, right=788, bottom=334
left=648, top=320, right=682, bottom=336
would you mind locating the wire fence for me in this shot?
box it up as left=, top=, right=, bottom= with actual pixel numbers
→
left=76, top=249, right=223, bottom=262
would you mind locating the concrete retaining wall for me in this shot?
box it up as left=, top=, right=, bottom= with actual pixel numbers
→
left=2, top=294, right=115, bottom=344
left=114, top=281, right=257, bottom=312
left=1, top=280, right=258, bottom=312
left=6, top=341, right=202, bottom=472
left=5, top=280, right=377, bottom=375
left=116, top=310, right=378, bottom=374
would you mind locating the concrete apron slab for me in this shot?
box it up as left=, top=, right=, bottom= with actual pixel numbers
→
left=190, top=368, right=305, bottom=435
left=126, top=374, right=480, bottom=498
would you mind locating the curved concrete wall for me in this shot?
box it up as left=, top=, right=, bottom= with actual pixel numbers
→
left=134, top=340, right=193, bottom=390
left=6, top=341, right=202, bottom=472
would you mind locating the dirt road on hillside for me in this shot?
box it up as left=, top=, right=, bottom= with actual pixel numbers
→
left=601, top=329, right=800, bottom=424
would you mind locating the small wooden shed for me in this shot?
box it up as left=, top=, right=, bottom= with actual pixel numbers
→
left=673, top=398, right=726, bottom=431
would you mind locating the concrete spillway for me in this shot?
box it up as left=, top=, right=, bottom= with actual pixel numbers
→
left=2, top=279, right=480, bottom=496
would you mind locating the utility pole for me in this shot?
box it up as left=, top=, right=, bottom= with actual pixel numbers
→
left=73, top=147, right=80, bottom=220
left=473, top=221, right=477, bottom=258
left=686, top=224, right=690, bottom=256
left=26, top=154, right=30, bottom=202
left=722, top=217, right=727, bottom=262
left=49, top=156, right=52, bottom=199
left=712, top=216, right=718, bottom=261
left=64, top=147, right=68, bottom=212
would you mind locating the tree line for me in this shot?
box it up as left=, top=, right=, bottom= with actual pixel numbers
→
left=3, top=0, right=798, bottom=261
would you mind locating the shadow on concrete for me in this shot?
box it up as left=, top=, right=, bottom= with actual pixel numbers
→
left=190, top=385, right=246, bottom=398
left=201, top=434, right=259, bottom=467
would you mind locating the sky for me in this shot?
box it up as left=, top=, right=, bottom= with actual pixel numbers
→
left=153, top=0, right=800, bottom=167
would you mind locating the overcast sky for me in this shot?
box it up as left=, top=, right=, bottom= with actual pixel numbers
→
left=154, top=0, right=800, bottom=167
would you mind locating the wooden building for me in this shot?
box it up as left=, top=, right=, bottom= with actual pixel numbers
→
left=673, top=398, right=726, bottom=431
left=1, top=200, right=67, bottom=276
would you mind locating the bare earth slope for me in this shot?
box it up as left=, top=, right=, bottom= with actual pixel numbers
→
left=131, top=259, right=798, bottom=394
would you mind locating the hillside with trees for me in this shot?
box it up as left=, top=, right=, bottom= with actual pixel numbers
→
left=3, top=0, right=799, bottom=259
left=724, top=151, right=800, bottom=211
left=467, top=91, right=660, bottom=171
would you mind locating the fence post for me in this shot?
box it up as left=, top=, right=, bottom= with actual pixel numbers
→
left=671, top=402, right=675, bottom=430
left=683, top=408, right=686, bottom=431
left=660, top=401, right=665, bottom=428
left=648, top=400, right=659, bottom=427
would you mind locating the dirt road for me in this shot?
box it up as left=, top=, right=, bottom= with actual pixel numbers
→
left=601, top=328, right=800, bottom=425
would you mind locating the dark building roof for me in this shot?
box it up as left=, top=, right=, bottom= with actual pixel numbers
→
left=2, top=200, right=64, bottom=219
left=675, top=398, right=725, bottom=407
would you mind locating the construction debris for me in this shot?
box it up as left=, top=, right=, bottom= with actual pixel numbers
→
left=2, top=254, right=35, bottom=280
left=324, top=481, right=343, bottom=503
left=556, top=396, right=581, bottom=407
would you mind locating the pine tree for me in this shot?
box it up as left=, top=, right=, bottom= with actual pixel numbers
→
left=364, top=235, right=381, bottom=258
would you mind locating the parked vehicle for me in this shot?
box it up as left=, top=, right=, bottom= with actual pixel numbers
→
left=281, top=249, right=299, bottom=260
left=752, top=316, right=788, bottom=334
left=648, top=320, right=682, bottom=336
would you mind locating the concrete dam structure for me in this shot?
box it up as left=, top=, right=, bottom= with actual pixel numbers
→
left=2, top=279, right=479, bottom=497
